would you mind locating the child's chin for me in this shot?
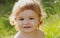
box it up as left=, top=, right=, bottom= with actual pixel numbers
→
left=22, top=29, right=33, bottom=33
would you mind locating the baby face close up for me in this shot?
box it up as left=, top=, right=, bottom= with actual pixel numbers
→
left=15, top=10, right=40, bottom=33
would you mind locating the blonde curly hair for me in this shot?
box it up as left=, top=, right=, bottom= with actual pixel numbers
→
left=9, top=0, right=43, bottom=26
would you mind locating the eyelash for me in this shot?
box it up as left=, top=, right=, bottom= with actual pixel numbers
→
left=19, top=18, right=24, bottom=20
left=29, top=18, right=34, bottom=20
left=19, top=18, right=34, bottom=21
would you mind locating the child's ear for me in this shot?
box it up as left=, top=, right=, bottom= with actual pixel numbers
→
left=39, top=17, right=43, bottom=24
left=10, top=16, right=17, bottom=26
left=13, top=17, right=17, bottom=25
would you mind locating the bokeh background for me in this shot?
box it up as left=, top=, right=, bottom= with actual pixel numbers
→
left=0, top=0, right=60, bottom=38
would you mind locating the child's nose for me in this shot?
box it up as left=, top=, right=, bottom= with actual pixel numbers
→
left=23, top=20, right=29, bottom=25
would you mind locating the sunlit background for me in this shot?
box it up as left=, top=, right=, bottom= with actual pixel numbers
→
left=0, top=0, right=60, bottom=38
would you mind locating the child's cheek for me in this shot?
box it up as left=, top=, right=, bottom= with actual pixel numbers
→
left=15, top=21, right=23, bottom=29
left=30, top=20, right=39, bottom=26
left=16, top=21, right=22, bottom=26
left=30, top=20, right=36, bottom=25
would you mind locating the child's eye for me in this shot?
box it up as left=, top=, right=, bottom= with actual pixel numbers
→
left=29, top=18, right=34, bottom=20
left=19, top=18, right=24, bottom=21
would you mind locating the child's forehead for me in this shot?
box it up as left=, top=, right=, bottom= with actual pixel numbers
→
left=18, top=9, right=36, bottom=14
left=17, top=10, right=39, bottom=18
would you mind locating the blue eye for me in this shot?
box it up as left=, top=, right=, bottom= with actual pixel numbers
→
left=19, top=18, right=24, bottom=20
left=29, top=18, right=34, bottom=20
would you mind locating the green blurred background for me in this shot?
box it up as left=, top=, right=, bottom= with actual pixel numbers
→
left=0, top=0, right=60, bottom=38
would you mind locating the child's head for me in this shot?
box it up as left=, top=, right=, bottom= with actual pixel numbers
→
left=9, top=0, right=43, bottom=32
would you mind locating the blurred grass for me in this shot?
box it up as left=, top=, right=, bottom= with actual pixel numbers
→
left=0, top=3, right=16, bottom=38
left=41, top=15, right=60, bottom=38
left=0, top=35, right=13, bottom=38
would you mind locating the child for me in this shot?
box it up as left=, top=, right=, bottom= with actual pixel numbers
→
left=9, top=0, right=45, bottom=38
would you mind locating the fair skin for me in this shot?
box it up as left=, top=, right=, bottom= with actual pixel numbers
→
left=14, top=10, right=44, bottom=38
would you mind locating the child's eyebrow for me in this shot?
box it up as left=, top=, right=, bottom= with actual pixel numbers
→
left=18, top=17, right=24, bottom=18
left=28, top=15, right=35, bottom=18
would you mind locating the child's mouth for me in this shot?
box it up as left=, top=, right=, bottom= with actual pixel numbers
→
left=24, top=26, right=31, bottom=28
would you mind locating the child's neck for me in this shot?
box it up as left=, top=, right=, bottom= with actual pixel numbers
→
left=20, top=29, right=40, bottom=38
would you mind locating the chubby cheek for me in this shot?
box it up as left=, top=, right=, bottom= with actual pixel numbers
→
left=15, top=21, right=23, bottom=31
left=30, top=20, right=39, bottom=28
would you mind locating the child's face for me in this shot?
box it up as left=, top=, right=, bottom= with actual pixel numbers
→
left=15, top=10, right=40, bottom=33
